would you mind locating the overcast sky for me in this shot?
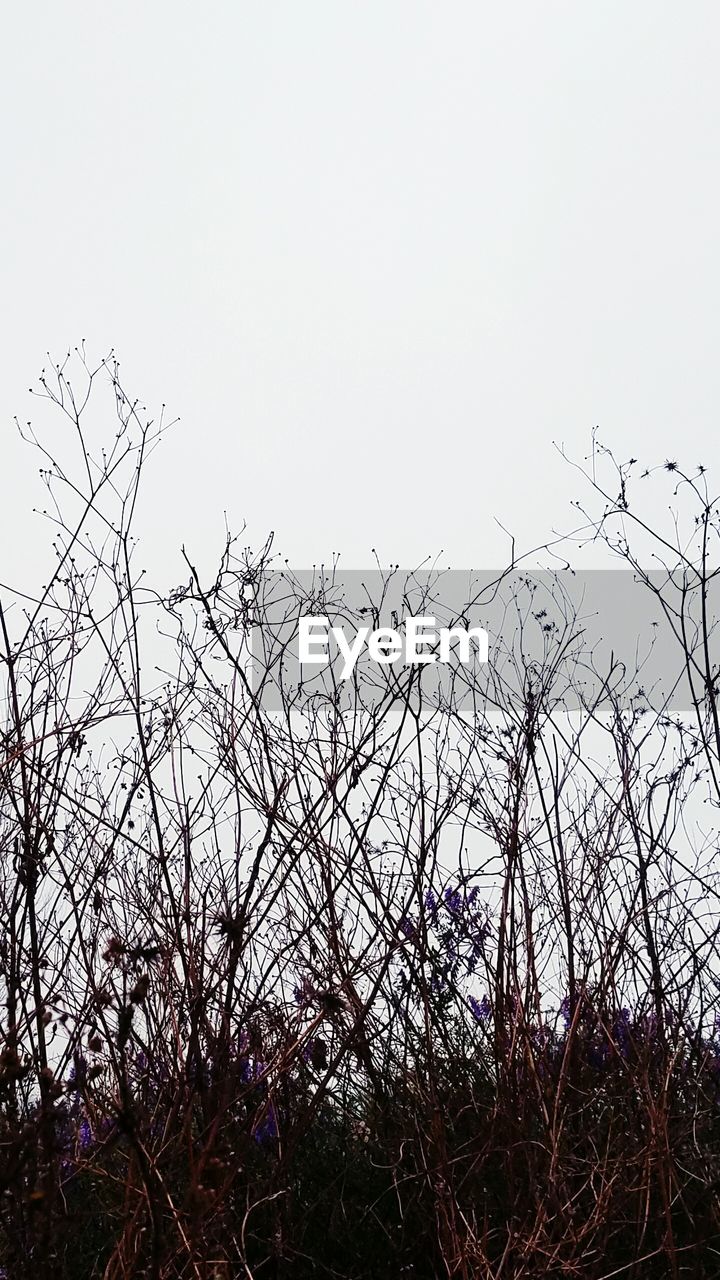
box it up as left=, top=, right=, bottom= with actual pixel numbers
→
left=2, top=3, right=719, bottom=587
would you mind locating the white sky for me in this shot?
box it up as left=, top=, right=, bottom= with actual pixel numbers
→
left=2, top=3, right=719, bottom=587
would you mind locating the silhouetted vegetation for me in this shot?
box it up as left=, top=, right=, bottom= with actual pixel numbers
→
left=2, top=353, right=720, bottom=1277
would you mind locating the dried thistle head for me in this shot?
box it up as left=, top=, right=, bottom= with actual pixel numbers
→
left=129, top=974, right=150, bottom=1005
left=316, top=989, right=346, bottom=1016
left=102, top=936, right=125, bottom=965
left=215, top=911, right=243, bottom=942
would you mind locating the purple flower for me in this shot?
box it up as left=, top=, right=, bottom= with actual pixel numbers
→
left=293, top=976, right=315, bottom=1006
left=254, top=1104, right=277, bottom=1145
left=239, top=1057, right=267, bottom=1085
left=469, top=995, right=492, bottom=1022
left=444, top=886, right=463, bottom=915
left=424, top=889, right=437, bottom=915
left=467, top=929, right=489, bottom=974
left=300, top=1038, right=322, bottom=1066
left=78, top=1118, right=93, bottom=1151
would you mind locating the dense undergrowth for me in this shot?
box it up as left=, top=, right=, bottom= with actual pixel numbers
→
left=4, top=983, right=720, bottom=1276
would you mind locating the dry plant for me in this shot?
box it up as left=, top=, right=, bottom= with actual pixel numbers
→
left=1, top=353, right=720, bottom=1278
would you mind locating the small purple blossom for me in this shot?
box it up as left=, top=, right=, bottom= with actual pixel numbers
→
left=469, top=994, right=492, bottom=1022
left=239, top=1057, right=267, bottom=1086
left=293, top=976, right=316, bottom=1006
left=300, top=1037, right=325, bottom=1067
left=467, top=927, right=490, bottom=974
left=78, top=1117, right=93, bottom=1151
left=444, top=886, right=463, bottom=915
left=238, top=1057, right=254, bottom=1084
left=254, top=1104, right=277, bottom=1145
